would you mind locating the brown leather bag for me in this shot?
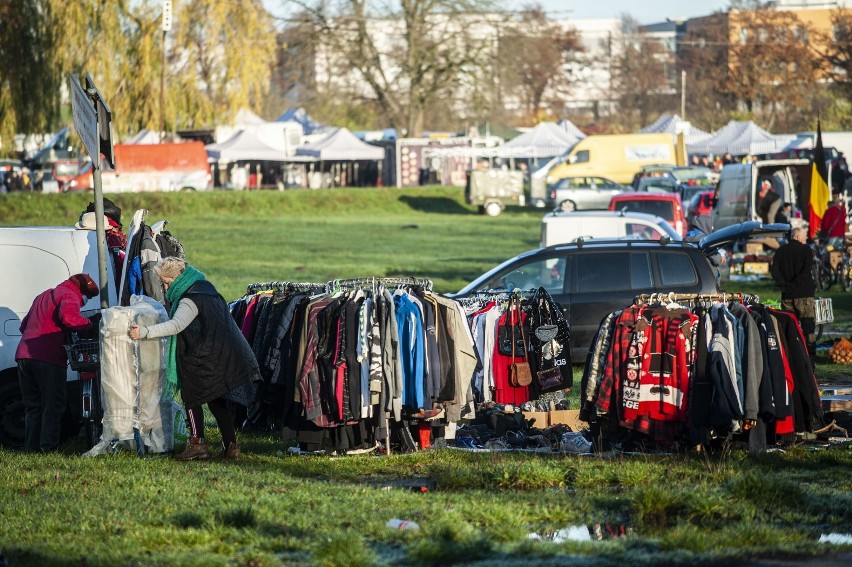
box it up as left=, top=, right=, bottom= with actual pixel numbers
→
left=509, top=303, right=532, bottom=387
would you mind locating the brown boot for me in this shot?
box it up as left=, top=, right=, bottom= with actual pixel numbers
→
left=175, top=436, right=209, bottom=461
left=223, top=442, right=240, bottom=460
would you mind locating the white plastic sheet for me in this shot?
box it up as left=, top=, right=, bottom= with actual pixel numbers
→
left=85, top=295, right=176, bottom=456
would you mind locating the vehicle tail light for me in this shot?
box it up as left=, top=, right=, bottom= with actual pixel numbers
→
left=549, top=188, right=556, bottom=200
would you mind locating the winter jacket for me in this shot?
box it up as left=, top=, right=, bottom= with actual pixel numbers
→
left=177, top=280, right=260, bottom=407
left=770, top=239, right=815, bottom=299
left=16, top=280, right=93, bottom=367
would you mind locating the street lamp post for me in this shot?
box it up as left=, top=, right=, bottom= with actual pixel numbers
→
left=161, top=0, right=173, bottom=142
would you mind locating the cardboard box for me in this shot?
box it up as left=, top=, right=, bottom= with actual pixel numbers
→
left=549, top=409, right=589, bottom=431
left=745, top=242, right=764, bottom=255
left=522, top=411, right=549, bottom=429
left=743, top=261, right=770, bottom=275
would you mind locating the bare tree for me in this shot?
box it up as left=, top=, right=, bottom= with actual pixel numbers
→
left=609, top=16, right=677, bottom=130
left=496, top=6, right=582, bottom=124
left=281, top=0, right=501, bottom=136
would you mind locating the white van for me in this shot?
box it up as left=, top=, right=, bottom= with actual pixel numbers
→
left=540, top=210, right=682, bottom=247
left=0, top=226, right=119, bottom=448
left=712, top=159, right=810, bottom=232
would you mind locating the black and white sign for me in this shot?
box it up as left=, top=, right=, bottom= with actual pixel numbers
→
left=70, top=75, right=99, bottom=165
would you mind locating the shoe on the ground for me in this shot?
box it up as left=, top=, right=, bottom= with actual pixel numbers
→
left=175, top=436, right=209, bottom=461
left=223, top=442, right=241, bottom=460
left=560, top=432, right=592, bottom=454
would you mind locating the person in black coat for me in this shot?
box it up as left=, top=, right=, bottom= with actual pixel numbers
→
left=129, top=257, right=259, bottom=460
left=770, top=227, right=817, bottom=359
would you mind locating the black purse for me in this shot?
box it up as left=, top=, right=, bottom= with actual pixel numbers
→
left=531, top=287, right=573, bottom=392
left=497, top=297, right=528, bottom=356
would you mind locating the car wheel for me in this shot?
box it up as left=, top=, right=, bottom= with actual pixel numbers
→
left=558, top=200, right=576, bottom=212
left=0, top=380, right=25, bottom=449
left=484, top=201, right=503, bottom=217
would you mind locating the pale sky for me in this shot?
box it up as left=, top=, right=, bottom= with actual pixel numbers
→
left=526, top=0, right=731, bottom=24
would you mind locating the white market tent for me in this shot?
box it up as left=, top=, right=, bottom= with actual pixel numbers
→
left=557, top=118, right=587, bottom=141
left=494, top=121, right=580, bottom=159
left=295, top=127, right=384, bottom=161
left=640, top=114, right=712, bottom=145
left=686, top=120, right=796, bottom=156
left=205, top=129, right=289, bottom=162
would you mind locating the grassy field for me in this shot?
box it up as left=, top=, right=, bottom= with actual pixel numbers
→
left=3, top=187, right=852, bottom=566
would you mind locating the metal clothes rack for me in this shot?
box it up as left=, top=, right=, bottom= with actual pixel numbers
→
left=633, top=292, right=761, bottom=306
left=327, top=276, right=433, bottom=294
left=245, top=281, right=326, bottom=294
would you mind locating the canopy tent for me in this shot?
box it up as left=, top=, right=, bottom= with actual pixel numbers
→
left=295, top=127, right=384, bottom=161
left=232, top=107, right=266, bottom=126
left=686, top=120, right=796, bottom=156
left=557, top=119, right=586, bottom=141
left=205, top=129, right=290, bottom=162
left=276, top=107, right=332, bottom=135
left=494, top=121, right=579, bottom=159
left=640, top=114, right=712, bottom=144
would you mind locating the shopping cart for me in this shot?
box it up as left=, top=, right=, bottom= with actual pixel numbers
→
left=64, top=334, right=102, bottom=450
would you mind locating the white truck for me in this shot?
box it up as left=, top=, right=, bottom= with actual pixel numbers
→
left=0, top=226, right=119, bottom=448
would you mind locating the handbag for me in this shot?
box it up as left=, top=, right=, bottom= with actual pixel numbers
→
left=531, top=287, right=573, bottom=392
left=497, top=297, right=528, bottom=356
left=509, top=307, right=532, bottom=387
left=536, top=366, right=563, bottom=391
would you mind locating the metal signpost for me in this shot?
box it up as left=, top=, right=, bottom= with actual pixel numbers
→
left=70, top=74, right=114, bottom=309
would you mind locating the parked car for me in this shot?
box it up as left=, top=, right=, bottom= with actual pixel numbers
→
left=609, top=192, right=687, bottom=236
left=540, top=210, right=681, bottom=246
left=452, top=222, right=788, bottom=360
left=0, top=159, right=25, bottom=192
left=546, top=176, right=628, bottom=211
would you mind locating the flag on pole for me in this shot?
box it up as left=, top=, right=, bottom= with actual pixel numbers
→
left=808, top=119, right=830, bottom=238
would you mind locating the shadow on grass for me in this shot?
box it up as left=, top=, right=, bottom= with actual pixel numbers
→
left=397, top=195, right=472, bottom=215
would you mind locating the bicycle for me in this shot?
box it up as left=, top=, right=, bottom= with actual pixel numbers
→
left=810, top=240, right=835, bottom=291
left=64, top=332, right=102, bottom=450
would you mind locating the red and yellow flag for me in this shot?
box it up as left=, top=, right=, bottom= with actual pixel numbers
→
left=808, top=119, right=830, bottom=237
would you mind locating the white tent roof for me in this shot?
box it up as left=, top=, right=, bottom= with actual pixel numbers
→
left=686, top=120, right=796, bottom=156
left=640, top=114, right=712, bottom=144
left=206, top=129, right=288, bottom=162
left=124, top=129, right=162, bottom=144
left=557, top=119, right=586, bottom=141
left=295, top=127, right=384, bottom=160
left=233, top=107, right=266, bottom=126
left=495, top=122, right=579, bottom=159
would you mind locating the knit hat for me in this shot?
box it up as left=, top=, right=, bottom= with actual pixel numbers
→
left=68, top=274, right=99, bottom=298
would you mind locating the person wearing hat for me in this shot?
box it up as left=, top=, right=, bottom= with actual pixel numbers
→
left=16, top=274, right=100, bottom=452
left=128, top=257, right=259, bottom=461
left=76, top=202, right=127, bottom=286
left=818, top=189, right=848, bottom=250
left=756, top=179, right=781, bottom=225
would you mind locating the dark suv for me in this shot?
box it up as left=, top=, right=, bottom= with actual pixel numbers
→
left=453, top=222, right=787, bottom=360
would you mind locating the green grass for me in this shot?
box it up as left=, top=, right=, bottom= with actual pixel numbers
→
left=4, top=187, right=852, bottom=565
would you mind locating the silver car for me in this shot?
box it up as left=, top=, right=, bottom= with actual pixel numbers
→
left=546, top=176, right=627, bottom=212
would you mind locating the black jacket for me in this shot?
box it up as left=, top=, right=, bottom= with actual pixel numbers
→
left=770, top=240, right=815, bottom=299
left=178, top=280, right=260, bottom=407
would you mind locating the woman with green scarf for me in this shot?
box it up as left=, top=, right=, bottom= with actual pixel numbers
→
left=129, top=257, right=259, bottom=460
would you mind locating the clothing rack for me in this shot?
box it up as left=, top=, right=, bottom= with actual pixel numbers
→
left=327, top=276, right=433, bottom=293
left=455, top=288, right=539, bottom=306
left=633, top=292, right=761, bottom=306
left=245, top=281, right=326, bottom=294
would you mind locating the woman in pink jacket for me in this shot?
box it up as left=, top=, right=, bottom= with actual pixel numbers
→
left=16, top=274, right=99, bottom=452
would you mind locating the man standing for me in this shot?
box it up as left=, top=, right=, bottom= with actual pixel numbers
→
left=757, top=179, right=781, bottom=225
left=770, top=227, right=817, bottom=359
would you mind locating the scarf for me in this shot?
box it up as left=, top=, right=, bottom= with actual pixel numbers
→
left=163, top=265, right=207, bottom=395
